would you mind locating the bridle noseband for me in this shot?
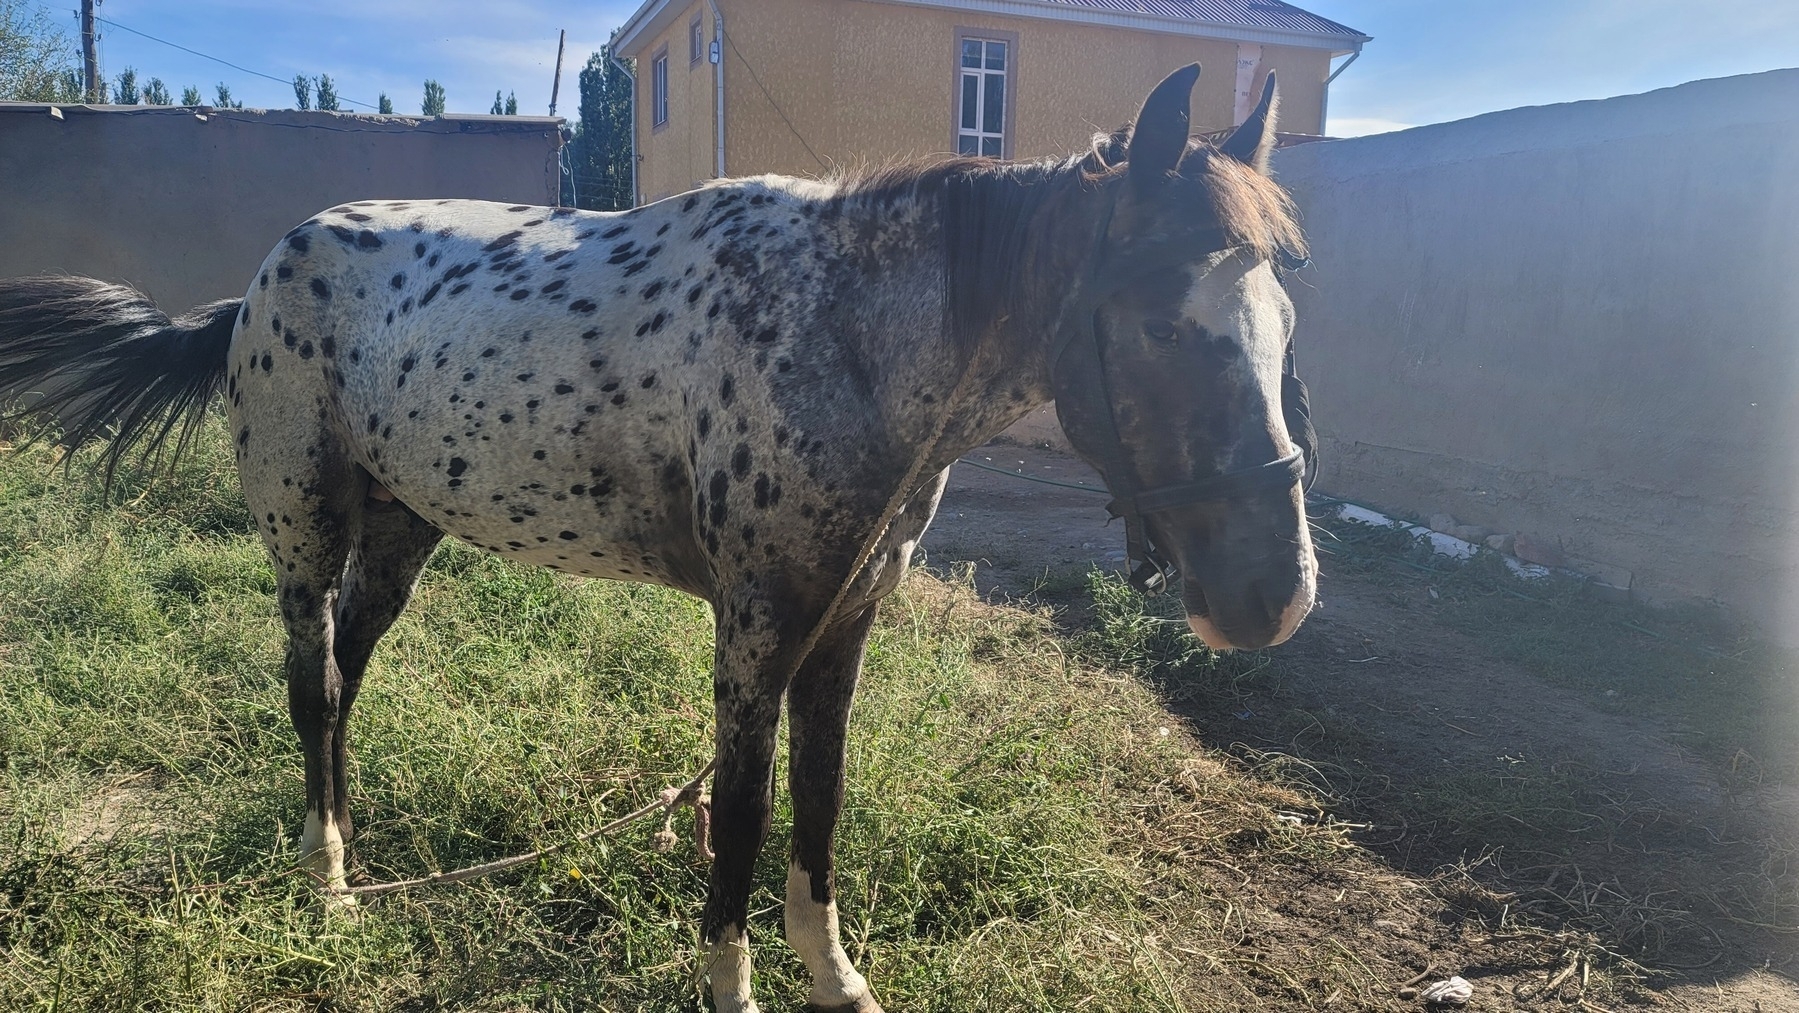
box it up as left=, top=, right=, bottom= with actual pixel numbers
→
left=1050, top=218, right=1317, bottom=596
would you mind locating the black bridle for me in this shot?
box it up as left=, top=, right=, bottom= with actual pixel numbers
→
left=1049, top=231, right=1317, bottom=596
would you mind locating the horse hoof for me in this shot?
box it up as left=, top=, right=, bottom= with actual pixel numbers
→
left=808, top=996, right=884, bottom=1013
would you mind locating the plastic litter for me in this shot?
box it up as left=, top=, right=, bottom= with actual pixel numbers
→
left=1420, top=976, right=1473, bottom=1005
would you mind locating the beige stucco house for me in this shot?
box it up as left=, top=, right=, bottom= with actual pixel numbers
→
left=612, top=0, right=1368, bottom=203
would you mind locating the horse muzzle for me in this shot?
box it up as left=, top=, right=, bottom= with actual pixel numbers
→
left=1183, top=560, right=1315, bottom=650
left=1169, top=493, right=1317, bottom=651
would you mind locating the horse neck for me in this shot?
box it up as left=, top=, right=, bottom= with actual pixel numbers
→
left=942, top=166, right=1110, bottom=465
left=825, top=160, right=1107, bottom=470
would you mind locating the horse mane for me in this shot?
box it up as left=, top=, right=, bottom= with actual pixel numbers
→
left=837, top=155, right=1085, bottom=353
left=834, top=137, right=1306, bottom=352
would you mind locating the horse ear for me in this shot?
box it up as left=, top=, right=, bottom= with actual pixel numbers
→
left=1128, top=63, right=1200, bottom=184
left=1219, top=72, right=1279, bottom=174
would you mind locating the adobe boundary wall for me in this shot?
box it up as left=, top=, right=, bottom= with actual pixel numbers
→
left=1269, top=69, right=1799, bottom=631
left=0, top=104, right=563, bottom=312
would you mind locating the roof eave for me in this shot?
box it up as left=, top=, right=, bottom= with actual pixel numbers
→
left=614, top=0, right=679, bottom=58
left=856, top=0, right=1370, bottom=52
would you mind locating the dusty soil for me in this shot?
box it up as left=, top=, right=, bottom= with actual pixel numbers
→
left=928, top=438, right=1799, bottom=1011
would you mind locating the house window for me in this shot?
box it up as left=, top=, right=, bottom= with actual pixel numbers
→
left=956, top=33, right=1012, bottom=158
left=690, top=16, right=703, bottom=65
left=652, top=47, right=669, bottom=128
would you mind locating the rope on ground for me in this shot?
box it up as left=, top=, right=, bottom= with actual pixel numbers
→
left=955, top=456, right=1109, bottom=493
left=322, top=759, right=716, bottom=899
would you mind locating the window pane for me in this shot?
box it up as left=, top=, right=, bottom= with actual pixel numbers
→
left=958, top=134, right=980, bottom=155
left=982, top=136, right=1001, bottom=157
left=654, top=56, right=668, bottom=123
left=985, top=40, right=1006, bottom=71
left=983, top=72, right=1004, bottom=133
left=960, top=74, right=978, bottom=131
left=961, top=39, right=983, bottom=68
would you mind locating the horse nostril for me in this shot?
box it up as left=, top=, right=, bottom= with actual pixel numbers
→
left=1249, top=578, right=1283, bottom=628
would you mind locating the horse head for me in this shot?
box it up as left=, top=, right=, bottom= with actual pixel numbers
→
left=1053, top=64, right=1317, bottom=651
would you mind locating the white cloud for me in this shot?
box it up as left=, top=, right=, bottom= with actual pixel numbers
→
left=1327, top=117, right=1416, bottom=138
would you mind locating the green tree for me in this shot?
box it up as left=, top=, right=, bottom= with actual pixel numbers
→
left=505, top=91, right=518, bottom=115
left=143, top=77, right=170, bottom=105
left=181, top=85, right=201, bottom=105
left=490, top=89, right=504, bottom=115
left=422, top=79, right=445, bottom=116
left=315, top=74, right=339, bottom=111
left=565, top=47, right=634, bottom=210
left=0, top=0, right=82, bottom=101
left=214, top=82, right=242, bottom=109
left=378, top=92, right=393, bottom=114
left=114, top=67, right=140, bottom=104
left=291, top=73, right=311, bottom=110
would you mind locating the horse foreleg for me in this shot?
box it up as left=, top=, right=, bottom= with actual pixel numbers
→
left=700, top=604, right=788, bottom=1013
left=786, top=604, right=884, bottom=1013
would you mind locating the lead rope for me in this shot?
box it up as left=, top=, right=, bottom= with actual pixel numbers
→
left=321, top=759, right=717, bottom=898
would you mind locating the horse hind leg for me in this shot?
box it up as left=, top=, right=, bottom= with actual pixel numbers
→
left=325, top=494, right=445, bottom=850
left=248, top=450, right=360, bottom=897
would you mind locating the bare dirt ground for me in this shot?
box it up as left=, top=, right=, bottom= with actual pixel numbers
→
left=928, top=438, right=1798, bottom=1012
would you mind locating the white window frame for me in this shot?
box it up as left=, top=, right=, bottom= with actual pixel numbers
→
left=651, top=46, right=670, bottom=129
left=689, top=15, right=704, bottom=65
left=954, top=29, right=1016, bottom=159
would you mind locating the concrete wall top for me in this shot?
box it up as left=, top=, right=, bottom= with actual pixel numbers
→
left=1277, top=67, right=1799, bottom=172
left=0, top=104, right=565, bottom=311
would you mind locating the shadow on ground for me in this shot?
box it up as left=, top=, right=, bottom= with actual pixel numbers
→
left=927, top=438, right=1798, bottom=1012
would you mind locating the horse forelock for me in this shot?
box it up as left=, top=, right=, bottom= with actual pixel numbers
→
left=1082, top=132, right=1307, bottom=265
left=1186, top=146, right=1307, bottom=263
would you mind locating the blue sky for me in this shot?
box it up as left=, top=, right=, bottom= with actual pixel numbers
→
left=48, top=0, right=1799, bottom=135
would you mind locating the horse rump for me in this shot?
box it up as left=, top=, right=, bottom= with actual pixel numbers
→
left=0, top=276, right=238, bottom=487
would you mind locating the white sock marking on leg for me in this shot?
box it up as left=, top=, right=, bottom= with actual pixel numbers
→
left=705, top=923, right=760, bottom=1013
left=786, top=861, right=872, bottom=1009
left=299, top=808, right=354, bottom=902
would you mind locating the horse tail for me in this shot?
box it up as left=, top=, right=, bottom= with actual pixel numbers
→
left=0, top=275, right=239, bottom=487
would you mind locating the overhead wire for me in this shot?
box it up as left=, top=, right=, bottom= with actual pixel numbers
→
left=33, top=1, right=379, bottom=110
left=719, top=25, right=827, bottom=171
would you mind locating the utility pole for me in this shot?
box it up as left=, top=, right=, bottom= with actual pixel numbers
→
left=81, top=0, right=100, bottom=103
left=548, top=29, right=566, bottom=117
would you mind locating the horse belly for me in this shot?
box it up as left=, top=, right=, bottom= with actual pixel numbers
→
left=346, top=365, right=702, bottom=591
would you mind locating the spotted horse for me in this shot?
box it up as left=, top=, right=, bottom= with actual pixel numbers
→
left=0, top=67, right=1318, bottom=1011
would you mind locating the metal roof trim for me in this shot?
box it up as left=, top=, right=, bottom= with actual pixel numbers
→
left=614, top=0, right=682, bottom=57
left=857, top=0, right=1368, bottom=51
left=613, top=0, right=1370, bottom=56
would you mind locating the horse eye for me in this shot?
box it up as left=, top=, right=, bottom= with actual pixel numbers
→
left=1142, top=318, right=1179, bottom=344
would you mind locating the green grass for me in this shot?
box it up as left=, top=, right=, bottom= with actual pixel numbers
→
left=0, top=420, right=1350, bottom=1012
